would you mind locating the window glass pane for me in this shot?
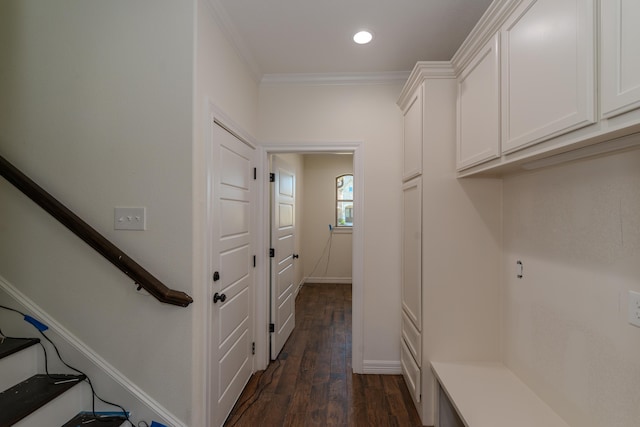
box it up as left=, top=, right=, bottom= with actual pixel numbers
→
left=337, top=175, right=353, bottom=201
left=337, top=201, right=353, bottom=227
left=336, top=174, right=353, bottom=227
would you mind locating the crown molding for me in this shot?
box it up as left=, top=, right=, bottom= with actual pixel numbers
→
left=260, top=71, right=411, bottom=86
left=204, top=0, right=263, bottom=82
left=397, top=61, right=455, bottom=110
left=451, top=0, right=522, bottom=73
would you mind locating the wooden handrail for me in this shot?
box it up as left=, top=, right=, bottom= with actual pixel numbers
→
left=0, top=155, right=193, bottom=307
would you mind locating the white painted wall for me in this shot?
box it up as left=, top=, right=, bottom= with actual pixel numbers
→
left=193, top=1, right=261, bottom=424
left=258, top=83, right=403, bottom=364
left=418, top=78, right=503, bottom=423
left=0, top=0, right=195, bottom=423
left=302, top=154, right=353, bottom=282
left=502, top=147, right=640, bottom=427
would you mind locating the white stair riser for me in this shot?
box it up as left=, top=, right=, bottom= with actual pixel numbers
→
left=0, top=344, right=39, bottom=392
left=13, top=381, right=91, bottom=427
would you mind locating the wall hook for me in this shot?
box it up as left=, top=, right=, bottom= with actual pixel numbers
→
left=517, top=260, right=523, bottom=279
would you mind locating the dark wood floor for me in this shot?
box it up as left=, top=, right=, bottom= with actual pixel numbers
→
left=224, top=283, right=423, bottom=427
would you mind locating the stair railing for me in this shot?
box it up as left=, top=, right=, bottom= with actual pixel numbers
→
left=0, top=155, right=193, bottom=307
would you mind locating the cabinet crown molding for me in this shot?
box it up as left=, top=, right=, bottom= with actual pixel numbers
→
left=451, top=0, right=522, bottom=73
left=397, top=62, right=455, bottom=110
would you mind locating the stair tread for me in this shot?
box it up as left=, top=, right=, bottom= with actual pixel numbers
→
left=0, top=373, right=86, bottom=426
left=62, top=412, right=127, bottom=427
left=0, top=337, right=40, bottom=360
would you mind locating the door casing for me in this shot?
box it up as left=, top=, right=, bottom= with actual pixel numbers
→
left=198, top=105, right=366, bottom=425
left=256, top=142, right=365, bottom=374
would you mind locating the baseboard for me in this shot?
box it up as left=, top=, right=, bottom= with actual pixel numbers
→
left=362, top=360, right=402, bottom=375
left=305, top=276, right=352, bottom=284
left=293, top=278, right=305, bottom=298
left=0, top=274, right=186, bottom=427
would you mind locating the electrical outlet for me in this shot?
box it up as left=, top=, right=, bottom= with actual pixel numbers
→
left=114, top=207, right=146, bottom=230
left=629, top=291, right=640, bottom=328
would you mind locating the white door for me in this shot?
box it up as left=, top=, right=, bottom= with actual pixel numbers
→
left=270, top=155, right=296, bottom=360
left=210, top=122, right=254, bottom=427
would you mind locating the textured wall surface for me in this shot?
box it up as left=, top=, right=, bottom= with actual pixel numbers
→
left=503, top=147, right=640, bottom=427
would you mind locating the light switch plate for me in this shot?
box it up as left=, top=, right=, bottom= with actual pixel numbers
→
left=629, top=290, right=640, bottom=328
left=114, top=207, right=146, bottom=230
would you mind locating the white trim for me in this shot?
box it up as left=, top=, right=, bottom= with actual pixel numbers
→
left=259, top=140, right=365, bottom=374
left=362, top=360, right=402, bottom=375
left=451, top=0, right=522, bottom=73
left=397, top=62, right=456, bottom=110
left=0, top=275, right=186, bottom=427
left=331, top=227, right=352, bottom=234
left=293, top=278, right=305, bottom=299
left=261, top=71, right=410, bottom=86
left=305, top=277, right=352, bottom=284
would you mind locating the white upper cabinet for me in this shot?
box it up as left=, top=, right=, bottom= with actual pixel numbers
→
left=403, top=85, right=423, bottom=181
left=457, top=34, right=501, bottom=170
left=601, top=0, right=640, bottom=119
left=501, top=0, right=596, bottom=154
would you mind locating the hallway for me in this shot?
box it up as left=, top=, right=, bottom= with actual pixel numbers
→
left=224, top=283, right=422, bottom=427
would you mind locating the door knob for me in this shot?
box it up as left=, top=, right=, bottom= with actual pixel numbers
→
left=213, top=292, right=226, bottom=303
left=292, top=254, right=299, bottom=259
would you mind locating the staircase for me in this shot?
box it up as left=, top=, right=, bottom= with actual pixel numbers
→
left=0, top=337, right=127, bottom=427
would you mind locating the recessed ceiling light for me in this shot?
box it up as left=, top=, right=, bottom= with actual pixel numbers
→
left=353, top=30, right=373, bottom=45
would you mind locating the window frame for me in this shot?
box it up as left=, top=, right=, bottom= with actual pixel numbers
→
left=335, top=173, right=354, bottom=228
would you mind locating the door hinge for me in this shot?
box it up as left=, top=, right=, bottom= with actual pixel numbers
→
left=269, top=248, right=275, bottom=258
left=269, top=323, right=275, bottom=333
left=269, top=173, right=275, bottom=182
left=252, top=342, right=255, bottom=355
left=254, top=167, right=257, bottom=180
left=253, top=255, right=256, bottom=268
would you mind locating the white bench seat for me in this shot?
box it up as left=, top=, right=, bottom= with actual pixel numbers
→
left=431, top=362, right=570, bottom=427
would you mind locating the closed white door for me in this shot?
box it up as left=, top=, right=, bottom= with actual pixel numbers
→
left=270, top=155, right=296, bottom=360
left=210, top=122, right=254, bottom=427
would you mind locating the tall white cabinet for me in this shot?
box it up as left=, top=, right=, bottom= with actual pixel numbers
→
left=399, top=0, right=640, bottom=425
left=398, top=65, right=502, bottom=425
left=401, top=176, right=422, bottom=403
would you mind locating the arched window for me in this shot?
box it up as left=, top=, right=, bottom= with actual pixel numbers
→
left=336, top=174, right=353, bottom=227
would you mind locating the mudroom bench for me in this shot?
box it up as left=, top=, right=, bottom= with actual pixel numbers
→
left=431, top=362, right=570, bottom=427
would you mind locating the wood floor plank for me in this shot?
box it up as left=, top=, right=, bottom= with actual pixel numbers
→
left=224, top=283, right=423, bottom=427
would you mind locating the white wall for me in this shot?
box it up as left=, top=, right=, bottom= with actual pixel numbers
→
left=193, top=0, right=260, bottom=424
left=419, top=78, right=503, bottom=423
left=258, top=82, right=403, bottom=365
left=0, top=0, right=195, bottom=423
left=502, top=147, right=640, bottom=427
left=302, top=154, right=353, bottom=282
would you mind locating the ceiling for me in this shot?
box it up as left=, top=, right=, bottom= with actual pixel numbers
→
left=211, top=0, right=494, bottom=79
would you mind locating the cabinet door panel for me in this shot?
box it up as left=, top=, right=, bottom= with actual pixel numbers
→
left=601, top=0, right=640, bottom=118
left=457, top=34, right=500, bottom=170
left=401, top=338, right=421, bottom=404
left=501, top=0, right=595, bottom=154
left=402, top=178, right=422, bottom=330
left=402, top=310, right=421, bottom=364
left=403, top=86, right=423, bottom=181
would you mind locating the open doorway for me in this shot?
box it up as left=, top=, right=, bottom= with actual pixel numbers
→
left=254, top=142, right=364, bottom=374
left=268, top=153, right=354, bottom=361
